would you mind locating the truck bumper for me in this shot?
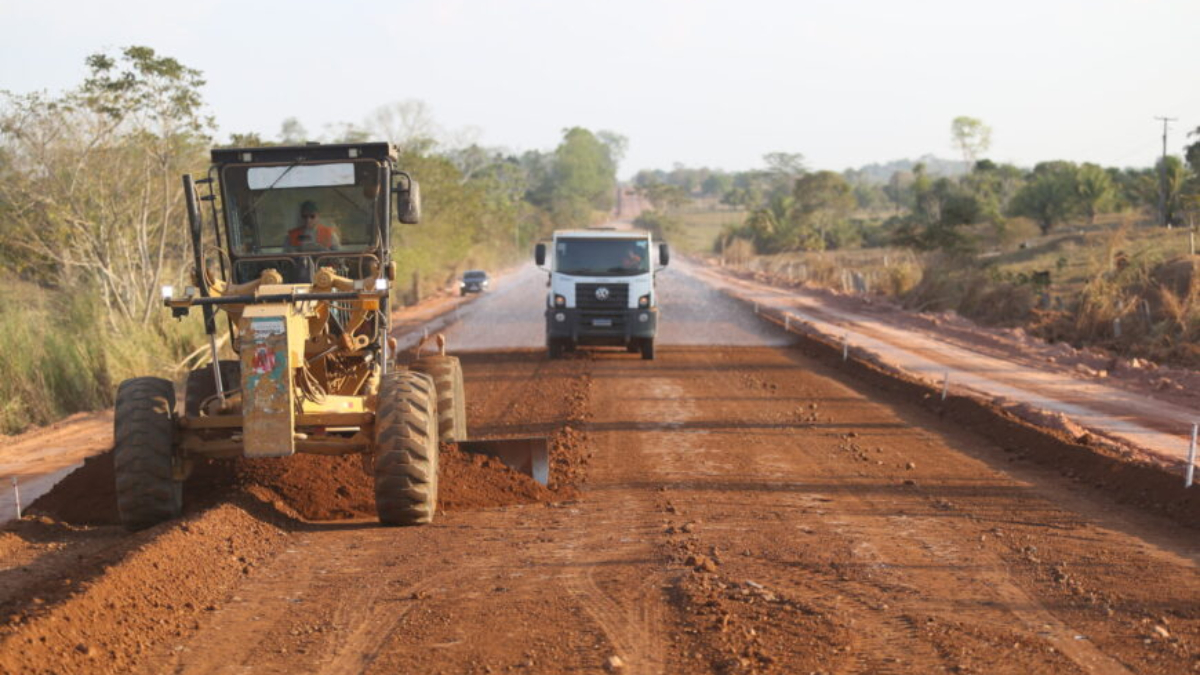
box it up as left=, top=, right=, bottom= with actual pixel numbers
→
left=545, top=307, right=658, bottom=345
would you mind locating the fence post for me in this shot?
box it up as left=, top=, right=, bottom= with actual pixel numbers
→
left=1186, top=423, right=1198, bottom=488
left=842, top=334, right=849, bottom=361
left=11, top=477, right=20, bottom=520
left=941, top=371, right=950, bottom=401
left=1113, top=318, right=1121, bottom=339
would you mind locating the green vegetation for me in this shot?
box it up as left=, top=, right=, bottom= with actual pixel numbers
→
left=0, top=47, right=622, bottom=433
left=633, top=116, right=1199, bottom=367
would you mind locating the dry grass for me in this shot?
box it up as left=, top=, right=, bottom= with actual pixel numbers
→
left=0, top=280, right=205, bottom=434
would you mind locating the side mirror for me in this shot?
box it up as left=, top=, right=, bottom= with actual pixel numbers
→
left=659, top=242, right=670, bottom=267
left=534, top=243, right=546, bottom=267
left=393, top=175, right=421, bottom=224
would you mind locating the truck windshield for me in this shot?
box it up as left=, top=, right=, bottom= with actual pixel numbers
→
left=220, top=160, right=384, bottom=256
left=555, top=238, right=650, bottom=276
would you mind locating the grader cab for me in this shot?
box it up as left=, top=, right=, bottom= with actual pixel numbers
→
left=112, top=142, right=545, bottom=530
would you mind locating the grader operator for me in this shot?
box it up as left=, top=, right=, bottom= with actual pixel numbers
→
left=113, top=142, right=545, bottom=531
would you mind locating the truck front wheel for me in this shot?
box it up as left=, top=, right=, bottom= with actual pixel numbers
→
left=640, top=338, right=656, bottom=361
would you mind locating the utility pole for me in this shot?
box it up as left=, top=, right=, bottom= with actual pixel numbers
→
left=1156, top=116, right=1177, bottom=228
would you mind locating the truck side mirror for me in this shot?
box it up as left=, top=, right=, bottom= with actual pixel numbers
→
left=534, top=243, right=546, bottom=267
left=659, top=242, right=670, bottom=267
left=393, top=176, right=421, bottom=224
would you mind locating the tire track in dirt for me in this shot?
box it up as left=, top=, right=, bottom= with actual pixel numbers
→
left=545, top=374, right=696, bottom=674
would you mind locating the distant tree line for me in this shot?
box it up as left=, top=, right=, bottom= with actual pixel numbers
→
left=633, top=119, right=1200, bottom=256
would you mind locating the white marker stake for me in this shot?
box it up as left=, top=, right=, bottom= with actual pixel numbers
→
left=784, top=314, right=790, bottom=331
left=842, top=335, right=849, bottom=361
left=1186, top=423, right=1198, bottom=488
left=12, top=477, right=20, bottom=520
left=753, top=302, right=758, bottom=314
left=941, top=371, right=950, bottom=401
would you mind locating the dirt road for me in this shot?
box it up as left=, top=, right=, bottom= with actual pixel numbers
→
left=2, top=265, right=1198, bottom=674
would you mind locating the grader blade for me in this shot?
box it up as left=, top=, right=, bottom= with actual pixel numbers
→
left=458, top=438, right=549, bottom=486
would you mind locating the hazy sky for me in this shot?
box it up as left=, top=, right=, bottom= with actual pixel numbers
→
left=2, top=0, right=1196, bottom=178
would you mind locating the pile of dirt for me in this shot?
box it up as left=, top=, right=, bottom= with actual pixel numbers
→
left=30, top=443, right=565, bottom=525
left=0, top=498, right=292, bottom=675
left=26, top=452, right=119, bottom=525
left=439, top=444, right=551, bottom=510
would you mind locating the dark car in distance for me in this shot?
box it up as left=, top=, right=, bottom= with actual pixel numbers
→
left=460, top=269, right=490, bottom=296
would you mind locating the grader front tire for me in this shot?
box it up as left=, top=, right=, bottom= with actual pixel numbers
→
left=113, top=377, right=182, bottom=531
left=373, top=371, right=440, bottom=526
left=411, top=355, right=467, bottom=442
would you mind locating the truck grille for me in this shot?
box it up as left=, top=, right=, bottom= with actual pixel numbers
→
left=575, top=283, right=629, bottom=332
left=575, top=283, right=629, bottom=310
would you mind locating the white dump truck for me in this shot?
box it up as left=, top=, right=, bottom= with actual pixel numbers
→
left=534, top=228, right=669, bottom=360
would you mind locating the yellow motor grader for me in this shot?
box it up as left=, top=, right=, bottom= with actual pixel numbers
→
left=113, top=142, right=545, bottom=530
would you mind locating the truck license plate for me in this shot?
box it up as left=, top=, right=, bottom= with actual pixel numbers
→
left=593, top=318, right=613, bottom=327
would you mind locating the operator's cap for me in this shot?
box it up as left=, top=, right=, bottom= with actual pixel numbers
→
left=300, top=200, right=319, bottom=215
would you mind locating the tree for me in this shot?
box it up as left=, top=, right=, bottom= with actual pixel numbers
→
left=0, top=46, right=211, bottom=323
left=1008, top=161, right=1081, bottom=235
left=526, top=127, right=618, bottom=229
left=964, top=159, right=1023, bottom=224
left=950, top=116, right=992, bottom=167
left=279, top=117, right=308, bottom=144
left=636, top=181, right=688, bottom=212
left=701, top=172, right=733, bottom=198
left=364, top=100, right=439, bottom=155
left=791, top=171, right=854, bottom=250
left=889, top=170, right=980, bottom=252
left=744, top=194, right=793, bottom=252
left=762, top=152, right=806, bottom=194
left=228, top=132, right=268, bottom=147
left=323, top=121, right=370, bottom=143
left=1075, top=163, right=1115, bottom=225
left=884, top=170, right=914, bottom=214
left=1185, top=126, right=1200, bottom=176
left=596, top=130, right=628, bottom=171
left=1156, top=155, right=1190, bottom=226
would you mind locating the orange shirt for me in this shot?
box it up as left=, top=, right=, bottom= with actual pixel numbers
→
left=286, top=224, right=336, bottom=248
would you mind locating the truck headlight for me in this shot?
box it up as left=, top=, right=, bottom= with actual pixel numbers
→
left=554, top=294, right=566, bottom=307
left=555, top=312, right=566, bottom=322
left=638, top=294, right=650, bottom=308
left=639, top=312, right=649, bottom=322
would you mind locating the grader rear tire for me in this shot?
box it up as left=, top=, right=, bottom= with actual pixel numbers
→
left=411, top=355, right=467, bottom=442
left=113, top=377, right=182, bottom=531
left=373, top=371, right=439, bottom=526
